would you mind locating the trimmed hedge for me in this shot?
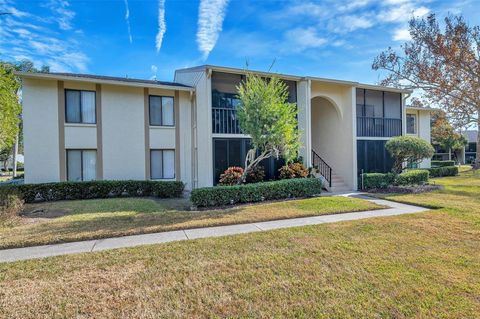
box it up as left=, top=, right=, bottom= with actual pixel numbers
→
left=362, top=170, right=429, bottom=189
left=191, top=178, right=322, bottom=207
left=431, top=160, right=455, bottom=167
left=0, top=180, right=185, bottom=203
left=395, top=170, right=429, bottom=186
left=362, top=173, right=396, bottom=189
left=427, top=166, right=458, bottom=177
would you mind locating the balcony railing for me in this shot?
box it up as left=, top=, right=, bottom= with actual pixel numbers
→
left=357, top=117, right=402, bottom=137
left=212, top=107, right=241, bottom=134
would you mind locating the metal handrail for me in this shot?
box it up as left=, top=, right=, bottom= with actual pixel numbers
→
left=311, top=149, right=332, bottom=188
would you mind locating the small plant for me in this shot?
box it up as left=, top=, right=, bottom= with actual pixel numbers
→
left=0, top=189, right=23, bottom=225
left=245, top=165, right=265, bottom=183
left=219, top=167, right=244, bottom=186
left=279, top=162, right=309, bottom=179
left=385, top=136, right=435, bottom=173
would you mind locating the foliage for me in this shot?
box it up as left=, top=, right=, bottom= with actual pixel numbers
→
left=190, top=178, right=322, bottom=207
left=385, top=136, right=435, bottom=173
left=245, top=165, right=265, bottom=183
left=395, top=170, right=430, bottom=186
left=362, top=173, right=396, bottom=189
left=362, top=170, right=429, bottom=189
left=236, top=72, right=300, bottom=183
left=431, top=110, right=467, bottom=158
left=0, top=188, right=23, bottom=224
left=431, top=160, right=456, bottom=167
left=219, top=167, right=244, bottom=186
left=1, top=180, right=184, bottom=203
left=428, top=166, right=459, bottom=177
left=0, top=63, right=21, bottom=150
left=372, top=14, right=480, bottom=166
left=278, top=162, right=309, bottom=179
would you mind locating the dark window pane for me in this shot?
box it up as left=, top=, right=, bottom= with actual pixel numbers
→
left=214, top=140, right=228, bottom=183
left=229, top=139, right=242, bottom=167
left=66, top=90, right=81, bottom=123
left=406, top=114, right=416, bottom=134
left=384, top=92, right=401, bottom=119
left=356, top=88, right=364, bottom=117
left=151, top=150, right=163, bottom=179
left=149, top=96, right=162, bottom=125
left=365, top=90, right=383, bottom=117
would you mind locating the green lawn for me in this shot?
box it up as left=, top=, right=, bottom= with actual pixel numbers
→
left=0, top=195, right=382, bottom=249
left=0, top=170, right=479, bottom=318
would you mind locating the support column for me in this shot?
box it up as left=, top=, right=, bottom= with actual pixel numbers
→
left=95, top=84, right=103, bottom=180
left=57, top=81, right=66, bottom=181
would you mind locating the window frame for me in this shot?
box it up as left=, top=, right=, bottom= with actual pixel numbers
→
left=406, top=113, right=417, bottom=134
left=66, top=149, right=97, bottom=182
left=150, top=149, right=176, bottom=180
left=149, top=95, right=175, bottom=127
left=65, top=89, right=97, bottom=124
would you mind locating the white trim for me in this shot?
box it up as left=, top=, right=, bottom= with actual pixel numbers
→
left=212, top=133, right=251, bottom=139
left=64, top=123, right=96, bottom=128
left=16, top=72, right=194, bottom=92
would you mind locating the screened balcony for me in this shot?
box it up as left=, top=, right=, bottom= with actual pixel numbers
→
left=356, top=88, right=402, bottom=138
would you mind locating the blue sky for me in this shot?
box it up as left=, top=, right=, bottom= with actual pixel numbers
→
left=0, top=0, right=478, bottom=84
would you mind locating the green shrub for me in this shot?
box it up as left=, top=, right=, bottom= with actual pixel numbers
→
left=431, top=160, right=455, bottom=167
left=1, top=180, right=184, bottom=203
left=386, top=136, right=435, bottom=173
left=362, top=170, right=429, bottom=189
left=246, top=165, right=265, bottom=183
left=362, top=173, right=396, bottom=189
left=191, top=178, right=322, bottom=207
left=279, top=162, right=309, bottom=179
left=427, top=166, right=458, bottom=177
left=219, top=167, right=244, bottom=186
left=396, top=170, right=429, bottom=186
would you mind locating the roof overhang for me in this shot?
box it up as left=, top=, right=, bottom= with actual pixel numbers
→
left=406, top=106, right=437, bottom=112
left=15, top=72, right=194, bottom=92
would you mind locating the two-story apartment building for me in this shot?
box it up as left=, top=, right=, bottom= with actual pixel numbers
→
left=18, top=65, right=432, bottom=191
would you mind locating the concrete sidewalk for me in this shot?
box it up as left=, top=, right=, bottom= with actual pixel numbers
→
left=0, top=195, right=430, bottom=263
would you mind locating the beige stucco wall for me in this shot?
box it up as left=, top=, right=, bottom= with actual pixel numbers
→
left=64, top=125, right=97, bottom=149
left=406, top=108, right=432, bottom=168
left=23, top=78, right=60, bottom=183
left=310, top=81, right=356, bottom=189
left=101, top=85, right=145, bottom=180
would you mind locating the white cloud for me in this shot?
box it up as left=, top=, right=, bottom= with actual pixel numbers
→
left=123, top=0, right=133, bottom=43
left=156, top=0, right=166, bottom=53
left=46, top=0, right=75, bottom=30
left=284, top=27, right=327, bottom=51
left=393, top=28, right=411, bottom=41
left=378, top=3, right=429, bottom=23
left=0, top=0, right=88, bottom=72
left=196, top=0, right=229, bottom=59
left=329, top=15, right=374, bottom=33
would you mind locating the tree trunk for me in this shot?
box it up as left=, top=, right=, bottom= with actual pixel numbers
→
left=12, top=132, right=18, bottom=177
left=448, top=148, right=452, bottom=161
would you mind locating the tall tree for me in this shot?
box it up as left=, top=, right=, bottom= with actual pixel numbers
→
left=236, top=73, right=300, bottom=183
left=0, top=63, right=21, bottom=151
left=373, top=14, right=480, bottom=167
left=431, top=110, right=467, bottom=161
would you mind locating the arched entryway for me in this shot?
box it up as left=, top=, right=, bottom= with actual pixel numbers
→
left=310, top=95, right=351, bottom=191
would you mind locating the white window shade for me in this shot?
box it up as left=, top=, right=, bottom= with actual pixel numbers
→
left=151, top=150, right=163, bottom=179
left=162, top=97, right=174, bottom=126
left=82, top=150, right=97, bottom=181
left=81, top=91, right=96, bottom=123
left=163, top=150, right=175, bottom=179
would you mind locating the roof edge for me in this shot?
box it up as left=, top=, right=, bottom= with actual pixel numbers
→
left=15, top=72, right=194, bottom=92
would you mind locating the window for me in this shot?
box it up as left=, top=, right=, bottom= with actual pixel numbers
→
left=149, top=96, right=174, bottom=126
left=66, top=150, right=96, bottom=181
left=150, top=150, right=175, bottom=179
left=407, top=114, right=417, bottom=134
left=65, top=90, right=96, bottom=124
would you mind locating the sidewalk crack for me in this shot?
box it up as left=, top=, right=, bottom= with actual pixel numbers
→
left=183, top=230, right=190, bottom=240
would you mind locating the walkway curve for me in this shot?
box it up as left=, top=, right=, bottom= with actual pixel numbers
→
left=0, top=194, right=429, bottom=263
